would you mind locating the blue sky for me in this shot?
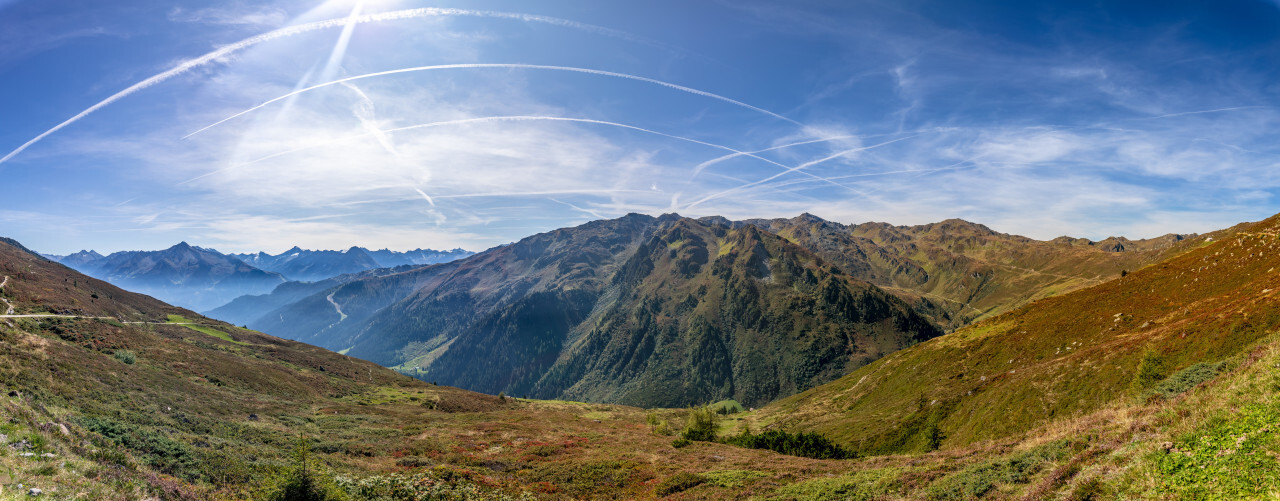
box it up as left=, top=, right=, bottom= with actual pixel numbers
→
left=2, top=0, right=1279, bottom=254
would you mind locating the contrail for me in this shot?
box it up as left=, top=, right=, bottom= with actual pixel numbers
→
left=182, top=64, right=800, bottom=139
left=328, top=189, right=653, bottom=207
left=692, top=135, right=858, bottom=177
left=684, top=134, right=923, bottom=210
left=691, top=127, right=946, bottom=177
left=0, top=7, right=671, bottom=166
left=340, top=82, right=398, bottom=157
left=549, top=198, right=604, bottom=219
left=178, top=115, right=826, bottom=187
left=412, top=187, right=436, bottom=207
left=1134, top=106, right=1264, bottom=121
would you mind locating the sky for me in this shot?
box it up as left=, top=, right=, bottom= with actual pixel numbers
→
left=2, top=0, right=1279, bottom=255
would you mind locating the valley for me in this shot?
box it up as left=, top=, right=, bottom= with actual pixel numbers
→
left=5, top=212, right=1280, bottom=499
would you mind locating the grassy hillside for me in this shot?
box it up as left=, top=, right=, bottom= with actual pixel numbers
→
left=753, top=213, right=1276, bottom=456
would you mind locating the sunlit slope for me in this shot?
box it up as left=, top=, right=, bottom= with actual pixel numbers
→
left=748, top=214, right=1214, bottom=329
left=755, top=213, right=1276, bottom=454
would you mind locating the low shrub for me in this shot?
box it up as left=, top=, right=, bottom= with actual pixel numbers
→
left=1130, top=349, right=1167, bottom=396
left=113, top=350, right=136, bottom=365
left=656, top=472, right=706, bottom=496
left=79, top=416, right=199, bottom=480
left=1149, top=362, right=1224, bottom=399
left=724, top=429, right=855, bottom=460
left=927, top=440, right=1072, bottom=500
left=775, top=468, right=904, bottom=501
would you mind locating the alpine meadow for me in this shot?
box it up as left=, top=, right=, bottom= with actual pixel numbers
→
left=2, top=1, right=1280, bottom=499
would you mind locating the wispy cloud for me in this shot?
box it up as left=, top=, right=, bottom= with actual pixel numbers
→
left=6, top=0, right=1279, bottom=256
left=0, top=7, right=677, bottom=167
left=167, top=5, right=290, bottom=27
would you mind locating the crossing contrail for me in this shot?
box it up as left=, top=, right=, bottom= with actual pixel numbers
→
left=690, top=128, right=945, bottom=177
left=182, top=64, right=800, bottom=139
left=0, top=8, right=670, bottom=166
left=178, top=115, right=825, bottom=188
left=684, top=134, right=924, bottom=210
left=691, top=135, right=858, bottom=177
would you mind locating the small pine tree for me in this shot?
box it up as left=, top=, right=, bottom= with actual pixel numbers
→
left=923, top=423, right=944, bottom=451
left=1130, top=348, right=1166, bottom=397
left=263, top=436, right=347, bottom=501
left=681, top=406, right=719, bottom=442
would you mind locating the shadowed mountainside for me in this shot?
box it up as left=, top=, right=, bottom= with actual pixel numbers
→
left=248, top=214, right=942, bottom=408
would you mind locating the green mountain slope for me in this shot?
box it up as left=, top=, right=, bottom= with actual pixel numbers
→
left=747, top=214, right=1210, bottom=329
left=753, top=213, right=1274, bottom=455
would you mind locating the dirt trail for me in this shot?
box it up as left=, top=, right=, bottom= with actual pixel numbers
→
left=0, top=276, right=13, bottom=315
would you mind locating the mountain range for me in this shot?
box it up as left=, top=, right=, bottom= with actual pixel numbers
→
left=44, top=242, right=287, bottom=312
left=217, top=213, right=1198, bottom=406
left=228, top=246, right=474, bottom=282
left=45, top=244, right=475, bottom=312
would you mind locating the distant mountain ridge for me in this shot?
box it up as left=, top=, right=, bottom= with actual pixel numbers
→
left=50, top=242, right=286, bottom=312
left=228, top=246, right=473, bottom=282
left=47, top=244, right=474, bottom=312
left=230, top=246, right=382, bottom=283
